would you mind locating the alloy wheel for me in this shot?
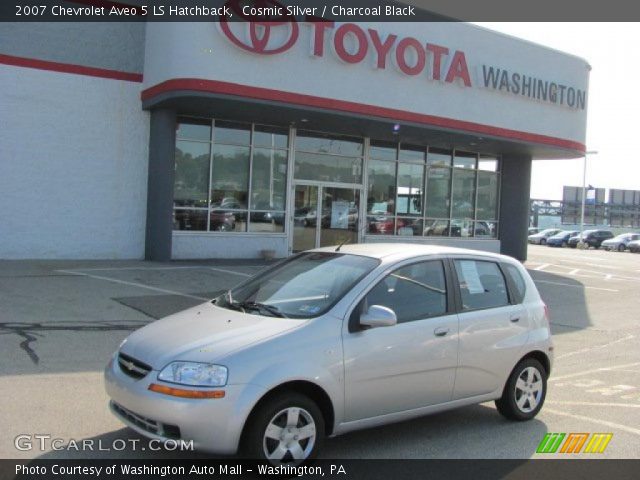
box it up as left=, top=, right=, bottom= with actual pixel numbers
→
left=514, top=366, right=544, bottom=413
left=262, top=407, right=317, bottom=465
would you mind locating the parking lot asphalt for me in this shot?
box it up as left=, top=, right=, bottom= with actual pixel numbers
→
left=1, top=246, right=639, bottom=459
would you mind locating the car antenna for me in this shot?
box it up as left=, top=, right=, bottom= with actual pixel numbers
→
left=335, top=238, right=349, bottom=252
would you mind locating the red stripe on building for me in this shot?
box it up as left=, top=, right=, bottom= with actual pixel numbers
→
left=0, top=53, right=143, bottom=83
left=142, top=78, right=586, bottom=153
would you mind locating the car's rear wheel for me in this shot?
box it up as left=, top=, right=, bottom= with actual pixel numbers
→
left=496, top=358, right=547, bottom=421
left=618, top=244, right=625, bottom=252
left=242, top=393, right=324, bottom=465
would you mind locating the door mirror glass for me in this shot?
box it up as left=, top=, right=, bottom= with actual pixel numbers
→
left=360, top=305, right=397, bottom=328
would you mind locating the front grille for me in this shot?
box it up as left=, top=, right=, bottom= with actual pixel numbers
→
left=112, top=402, right=181, bottom=439
left=117, top=352, right=152, bottom=379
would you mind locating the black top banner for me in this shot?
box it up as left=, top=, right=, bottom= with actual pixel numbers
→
left=3, top=0, right=640, bottom=22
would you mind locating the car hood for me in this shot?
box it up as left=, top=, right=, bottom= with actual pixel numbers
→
left=119, top=302, right=304, bottom=369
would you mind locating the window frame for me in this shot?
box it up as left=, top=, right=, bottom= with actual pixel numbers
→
left=348, top=257, right=457, bottom=333
left=173, top=116, right=289, bottom=235
left=448, top=257, right=513, bottom=313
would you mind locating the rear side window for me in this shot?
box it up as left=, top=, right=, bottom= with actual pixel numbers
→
left=503, top=263, right=527, bottom=304
left=362, top=260, right=447, bottom=323
left=454, top=260, right=509, bottom=311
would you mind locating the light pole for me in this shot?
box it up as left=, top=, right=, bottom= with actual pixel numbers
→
left=579, top=150, right=598, bottom=247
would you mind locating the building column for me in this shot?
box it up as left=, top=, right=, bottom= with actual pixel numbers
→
left=145, top=109, right=176, bottom=261
left=499, top=153, right=532, bottom=261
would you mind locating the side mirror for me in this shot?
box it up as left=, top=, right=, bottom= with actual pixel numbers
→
left=360, top=305, right=397, bottom=328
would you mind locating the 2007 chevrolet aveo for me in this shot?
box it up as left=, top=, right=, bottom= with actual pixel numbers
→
left=105, top=244, right=553, bottom=464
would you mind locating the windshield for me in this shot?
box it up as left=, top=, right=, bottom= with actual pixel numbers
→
left=215, top=252, right=380, bottom=319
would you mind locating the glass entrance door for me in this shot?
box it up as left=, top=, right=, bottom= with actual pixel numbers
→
left=292, top=184, right=360, bottom=252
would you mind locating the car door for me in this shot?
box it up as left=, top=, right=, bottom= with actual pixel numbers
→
left=342, top=259, right=459, bottom=421
left=451, top=258, right=530, bottom=400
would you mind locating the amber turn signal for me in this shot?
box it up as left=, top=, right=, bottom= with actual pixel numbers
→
left=148, top=383, right=225, bottom=399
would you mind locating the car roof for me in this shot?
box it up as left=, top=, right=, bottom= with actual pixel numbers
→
left=311, top=242, right=511, bottom=262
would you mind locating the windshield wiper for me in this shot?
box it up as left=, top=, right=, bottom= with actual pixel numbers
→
left=234, top=301, right=288, bottom=318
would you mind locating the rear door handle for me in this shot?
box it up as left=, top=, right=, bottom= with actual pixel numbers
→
left=510, top=316, right=520, bottom=323
left=434, top=326, right=450, bottom=337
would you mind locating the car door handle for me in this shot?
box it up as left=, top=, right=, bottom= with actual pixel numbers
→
left=434, top=327, right=450, bottom=337
left=510, top=316, right=520, bottom=323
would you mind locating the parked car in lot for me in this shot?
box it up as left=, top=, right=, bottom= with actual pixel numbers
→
left=567, top=229, right=614, bottom=249
left=546, top=230, right=579, bottom=248
left=528, top=227, right=539, bottom=235
left=528, top=228, right=562, bottom=245
left=601, top=233, right=640, bottom=252
left=105, top=244, right=553, bottom=464
left=628, top=239, right=640, bottom=253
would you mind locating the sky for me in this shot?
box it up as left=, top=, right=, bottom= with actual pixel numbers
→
left=475, top=23, right=640, bottom=200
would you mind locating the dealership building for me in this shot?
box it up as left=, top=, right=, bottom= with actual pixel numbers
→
left=0, top=15, right=589, bottom=261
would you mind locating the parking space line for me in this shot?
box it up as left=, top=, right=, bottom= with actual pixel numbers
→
left=547, top=401, right=640, bottom=409
left=545, top=408, right=640, bottom=436
left=549, top=362, right=640, bottom=382
left=568, top=268, right=580, bottom=275
left=533, top=279, right=619, bottom=292
left=55, top=270, right=210, bottom=301
left=555, top=334, right=635, bottom=360
left=206, top=267, right=253, bottom=277
left=534, top=263, right=550, bottom=271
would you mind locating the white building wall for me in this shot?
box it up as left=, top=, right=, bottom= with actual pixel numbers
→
left=172, top=234, right=288, bottom=259
left=0, top=65, right=148, bottom=259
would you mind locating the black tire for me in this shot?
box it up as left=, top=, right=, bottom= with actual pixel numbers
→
left=495, top=358, right=547, bottom=421
left=618, top=244, right=625, bottom=252
left=241, top=392, right=325, bottom=465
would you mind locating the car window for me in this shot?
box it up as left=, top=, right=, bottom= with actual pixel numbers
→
left=454, top=260, right=509, bottom=311
left=503, top=263, right=527, bottom=304
left=362, top=260, right=447, bottom=323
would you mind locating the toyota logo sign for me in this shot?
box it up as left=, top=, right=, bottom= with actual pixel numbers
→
left=219, top=0, right=299, bottom=55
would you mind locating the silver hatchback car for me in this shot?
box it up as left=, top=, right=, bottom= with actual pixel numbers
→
left=105, top=244, right=553, bottom=463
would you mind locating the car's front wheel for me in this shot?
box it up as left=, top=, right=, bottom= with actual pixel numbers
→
left=618, top=244, right=626, bottom=252
left=242, top=393, right=324, bottom=465
left=496, top=358, right=547, bottom=421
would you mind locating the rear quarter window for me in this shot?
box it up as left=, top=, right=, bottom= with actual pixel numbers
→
left=503, top=263, right=527, bottom=304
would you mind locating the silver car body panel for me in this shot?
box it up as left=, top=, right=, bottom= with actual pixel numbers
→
left=105, top=243, right=553, bottom=453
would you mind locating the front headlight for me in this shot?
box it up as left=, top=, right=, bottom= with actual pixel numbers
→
left=157, top=362, right=228, bottom=387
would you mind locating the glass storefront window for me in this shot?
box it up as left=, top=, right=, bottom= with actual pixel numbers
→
left=211, top=144, right=250, bottom=209
left=174, top=118, right=288, bottom=233
left=451, top=168, right=476, bottom=219
left=174, top=141, right=210, bottom=208
left=253, top=125, right=289, bottom=149
left=176, top=119, right=211, bottom=142
left=423, top=219, right=450, bottom=237
left=248, top=212, right=285, bottom=233
left=399, top=145, right=426, bottom=163
left=214, top=120, right=251, bottom=145
left=366, top=159, right=396, bottom=235
left=173, top=209, right=208, bottom=231
left=251, top=148, right=287, bottom=211
left=369, top=141, right=397, bottom=161
left=296, top=131, right=363, bottom=157
left=454, top=151, right=477, bottom=169
left=479, top=155, right=498, bottom=172
left=396, top=163, right=423, bottom=215
left=294, top=152, right=362, bottom=183
left=427, top=148, right=452, bottom=166
left=425, top=165, right=451, bottom=218
left=477, top=170, right=499, bottom=221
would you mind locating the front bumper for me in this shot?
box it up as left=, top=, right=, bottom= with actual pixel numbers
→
left=104, top=355, right=266, bottom=454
